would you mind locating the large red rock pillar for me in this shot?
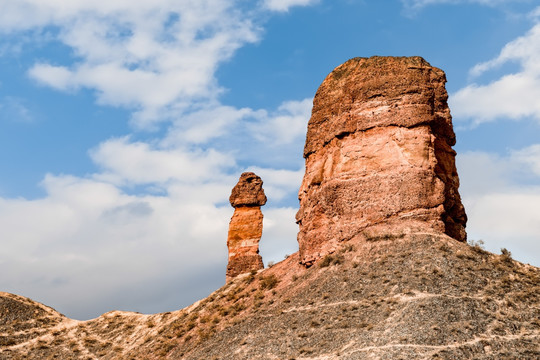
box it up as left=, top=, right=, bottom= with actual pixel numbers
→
left=296, top=56, right=467, bottom=266
left=226, top=172, right=267, bottom=281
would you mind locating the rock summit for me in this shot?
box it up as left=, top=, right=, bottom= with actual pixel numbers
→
left=296, top=56, right=467, bottom=266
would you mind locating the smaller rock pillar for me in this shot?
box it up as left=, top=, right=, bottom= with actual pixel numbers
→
left=226, top=172, right=267, bottom=281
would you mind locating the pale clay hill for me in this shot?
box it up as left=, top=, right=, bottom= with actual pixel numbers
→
left=1, top=56, right=539, bottom=359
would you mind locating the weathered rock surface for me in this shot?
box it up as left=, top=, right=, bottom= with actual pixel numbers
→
left=296, top=56, right=467, bottom=266
left=229, top=172, right=267, bottom=208
left=226, top=172, right=267, bottom=281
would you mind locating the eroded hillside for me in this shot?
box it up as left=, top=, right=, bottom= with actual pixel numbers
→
left=2, top=233, right=539, bottom=359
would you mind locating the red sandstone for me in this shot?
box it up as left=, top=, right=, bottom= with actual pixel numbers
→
left=296, top=56, right=467, bottom=266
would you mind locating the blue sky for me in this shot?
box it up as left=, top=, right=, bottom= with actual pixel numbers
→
left=1, top=0, right=539, bottom=320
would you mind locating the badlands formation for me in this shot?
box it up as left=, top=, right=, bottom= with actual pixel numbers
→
left=1, top=56, right=538, bottom=359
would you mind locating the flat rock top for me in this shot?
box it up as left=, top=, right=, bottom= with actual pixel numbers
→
left=304, top=56, right=454, bottom=157
left=229, top=172, right=267, bottom=207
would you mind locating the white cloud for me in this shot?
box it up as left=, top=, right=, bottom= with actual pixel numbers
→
left=260, top=207, right=299, bottom=265
left=457, top=145, right=540, bottom=266
left=162, top=105, right=255, bottom=146
left=28, top=64, right=75, bottom=91
left=90, top=137, right=236, bottom=186
left=263, top=0, right=319, bottom=12
left=451, top=21, right=540, bottom=124
left=0, top=173, right=233, bottom=319
left=0, top=0, right=260, bottom=127
left=512, top=144, right=540, bottom=176
left=250, top=98, right=312, bottom=145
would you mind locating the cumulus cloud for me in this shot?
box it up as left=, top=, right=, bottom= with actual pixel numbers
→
left=249, top=98, right=312, bottom=145
left=451, top=18, right=540, bottom=124
left=162, top=105, right=255, bottom=146
left=0, top=0, right=260, bottom=128
left=0, top=173, right=233, bottom=319
left=90, top=137, right=236, bottom=186
left=457, top=145, right=540, bottom=267
left=263, top=0, right=319, bottom=12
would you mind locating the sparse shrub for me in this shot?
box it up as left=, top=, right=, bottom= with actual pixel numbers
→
left=245, top=271, right=256, bottom=284
left=146, top=320, right=156, bottom=328
left=501, top=248, right=513, bottom=262
left=342, top=244, right=355, bottom=252
left=438, top=243, right=450, bottom=252
left=199, top=315, right=211, bottom=324
left=319, top=253, right=344, bottom=267
left=219, top=307, right=230, bottom=317
left=186, top=320, right=197, bottom=330
left=299, top=347, right=315, bottom=355
left=468, top=239, right=485, bottom=250
left=259, top=274, right=279, bottom=290
left=267, top=261, right=275, bottom=268
left=83, top=337, right=98, bottom=345
left=198, top=328, right=215, bottom=341
left=254, top=290, right=265, bottom=300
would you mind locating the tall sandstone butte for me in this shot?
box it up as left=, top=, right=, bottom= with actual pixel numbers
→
left=226, top=172, right=267, bottom=281
left=296, top=56, right=467, bottom=266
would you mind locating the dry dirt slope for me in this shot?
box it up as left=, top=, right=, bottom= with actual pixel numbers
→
left=1, top=233, right=539, bottom=359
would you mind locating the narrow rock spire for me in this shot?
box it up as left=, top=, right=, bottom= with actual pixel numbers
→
left=226, top=172, right=267, bottom=281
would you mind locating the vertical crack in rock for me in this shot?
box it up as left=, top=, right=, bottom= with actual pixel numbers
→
left=226, top=172, right=267, bottom=281
left=296, top=56, right=467, bottom=267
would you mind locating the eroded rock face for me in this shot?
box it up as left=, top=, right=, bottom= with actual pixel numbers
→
left=296, top=56, right=467, bottom=266
left=226, top=172, right=267, bottom=281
